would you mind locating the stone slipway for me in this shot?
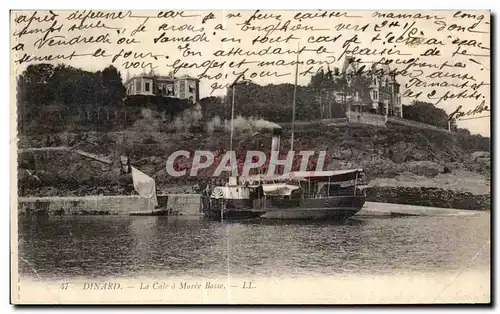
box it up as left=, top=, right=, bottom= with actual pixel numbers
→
left=357, top=202, right=483, bottom=218
left=17, top=194, right=484, bottom=218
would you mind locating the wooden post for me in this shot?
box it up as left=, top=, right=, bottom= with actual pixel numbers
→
left=354, top=171, right=359, bottom=196
left=319, top=89, right=323, bottom=119
left=230, top=84, right=235, bottom=153
left=291, top=42, right=300, bottom=153
left=328, top=93, right=332, bottom=119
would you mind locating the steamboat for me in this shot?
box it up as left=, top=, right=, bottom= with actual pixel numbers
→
left=201, top=168, right=367, bottom=221
left=200, top=126, right=367, bottom=221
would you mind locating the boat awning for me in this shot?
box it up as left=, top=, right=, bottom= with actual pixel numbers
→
left=241, top=169, right=364, bottom=183
left=262, top=183, right=300, bottom=196
left=288, top=169, right=364, bottom=182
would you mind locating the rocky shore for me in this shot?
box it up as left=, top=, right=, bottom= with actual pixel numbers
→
left=365, top=186, right=490, bottom=211
left=365, top=170, right=490, bottom=210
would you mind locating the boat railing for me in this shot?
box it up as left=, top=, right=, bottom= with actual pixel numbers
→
left=309, top=194, right=362, bottom=199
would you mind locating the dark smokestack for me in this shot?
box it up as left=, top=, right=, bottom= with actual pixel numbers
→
left=271, top=127, right=281, bottom=153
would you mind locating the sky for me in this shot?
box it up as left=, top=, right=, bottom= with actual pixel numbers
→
left=11, top=9, right=491, bottom=136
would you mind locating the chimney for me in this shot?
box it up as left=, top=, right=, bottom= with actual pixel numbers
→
left=271, top=127, right=281, bottom=153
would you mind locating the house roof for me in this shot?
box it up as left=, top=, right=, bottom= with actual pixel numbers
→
left=124, top=73, right=199, bottom=85
left=339, top=56, right=396, bottom=77
left=341, top=56, right=359, bottom=74
left=370, top=62, right=391, bottom=75
left=156, top=76, right=175, bottom=81
left=178, top=74, right=200, bottom=81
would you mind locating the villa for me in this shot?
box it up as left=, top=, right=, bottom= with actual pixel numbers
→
left=124, top=71, right=200, bottom=104
left=311, top=56, right=403, bottom=119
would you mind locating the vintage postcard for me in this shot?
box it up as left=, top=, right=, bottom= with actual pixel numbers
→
left=10, top=9, right=491, bottom=304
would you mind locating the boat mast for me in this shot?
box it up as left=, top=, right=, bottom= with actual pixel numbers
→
left=290, top=41, right=300, bottom=153
left=230, top=83, right=235, bottom=153
left=222, top=83, right=236, bottom=223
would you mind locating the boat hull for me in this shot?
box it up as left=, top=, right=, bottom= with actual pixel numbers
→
left=261, top=196, right=365, bottom=220
left=202, top=196, right=365, bottom=221
left=201, top=196, right=264, bottom=220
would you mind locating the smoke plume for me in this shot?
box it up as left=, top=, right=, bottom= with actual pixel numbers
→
left=205, top=115, right=281, bottom=135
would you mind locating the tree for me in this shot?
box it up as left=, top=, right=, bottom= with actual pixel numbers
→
left=17, top=63, right=55, bottom=106
left=16, top=63, right=128, bottom=134
left=347, top=74, right=372, bottom=103
left=310, top=69, right=325, bottom=88
left=402, top=101, right=455, bottom=129
left=100, top=65, right=126, bottom=107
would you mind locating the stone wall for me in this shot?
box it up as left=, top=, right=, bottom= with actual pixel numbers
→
left=17, top=194, right=202, bottom=216
left=347, top=112, right=387, bottom=127
left=166, top=194, right=201, bottom=216
left=344, top=112, right=452, bottom=134
left=387, top=116, right=451, bottom=134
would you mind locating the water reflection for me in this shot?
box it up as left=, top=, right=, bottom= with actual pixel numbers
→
left=18, top=213, right=490, bottom=280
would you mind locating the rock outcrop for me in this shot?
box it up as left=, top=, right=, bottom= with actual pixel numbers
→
left=366, top=186, right=490, bottom=210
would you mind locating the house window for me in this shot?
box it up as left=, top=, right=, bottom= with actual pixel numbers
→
left=135, top=80, right=141, bottom=93
left=145, top=82, right=151, bottom=92
left=373, top=90, right=379, bottom=101
left=180, top=80, right=186, bottom=94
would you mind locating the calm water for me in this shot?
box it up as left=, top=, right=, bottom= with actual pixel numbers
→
left=18, top=212, right=490, bottom=280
